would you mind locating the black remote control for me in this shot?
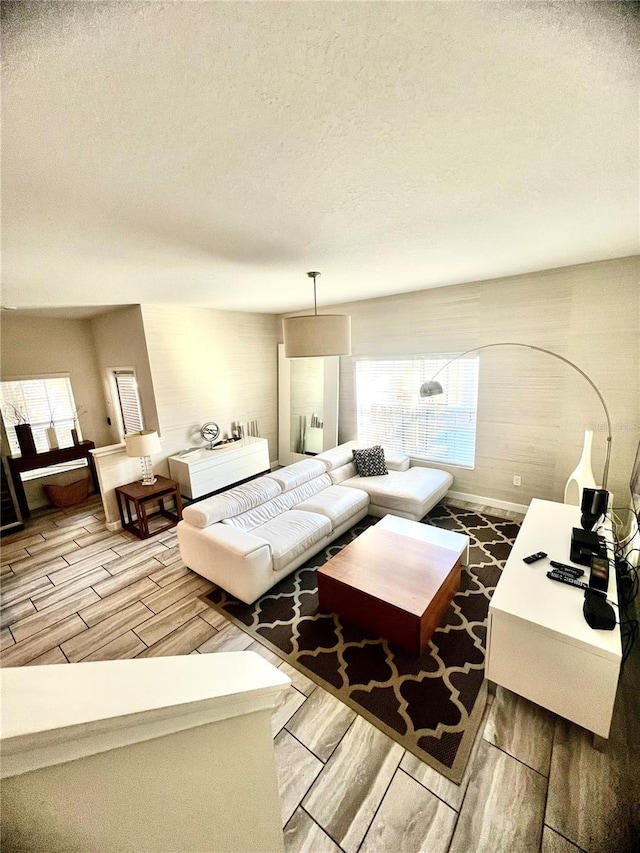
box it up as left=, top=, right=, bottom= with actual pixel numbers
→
left=546, top=570, right=588, bottom=590
left=523, top=551, right=547, bottom=564
left=549, top=561, right=584, bottom=578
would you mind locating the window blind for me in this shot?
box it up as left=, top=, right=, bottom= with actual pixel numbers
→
left=0, top=377, right=76, bottom=455
left=355, top=356, right=479, bottom=468
left=114, top=371, right=144, bottom=434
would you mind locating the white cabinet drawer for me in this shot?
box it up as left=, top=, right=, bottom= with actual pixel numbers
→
left=169, top=438, right=269, bottom=500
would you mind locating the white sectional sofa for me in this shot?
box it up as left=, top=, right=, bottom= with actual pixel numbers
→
left=177, top=441, right=453, bottom=604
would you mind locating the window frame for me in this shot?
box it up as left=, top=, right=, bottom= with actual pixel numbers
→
left=354, top=354, right=479, bottom=469
left=108, top=368, right=145, bottom=440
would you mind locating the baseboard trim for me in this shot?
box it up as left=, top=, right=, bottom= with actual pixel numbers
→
left=445, top=490, right=528, bottom=518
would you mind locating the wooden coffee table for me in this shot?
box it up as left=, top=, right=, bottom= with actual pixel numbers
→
left=317, top=515, right=468, bottom=655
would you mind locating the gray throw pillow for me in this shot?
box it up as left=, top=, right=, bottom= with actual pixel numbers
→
left=352, top=445, right=388, bottom=477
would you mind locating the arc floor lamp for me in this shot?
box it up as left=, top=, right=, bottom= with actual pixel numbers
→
left=419, top=343, right=612, bottom=491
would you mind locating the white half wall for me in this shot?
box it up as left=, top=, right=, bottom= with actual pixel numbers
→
left=1, top=653, right=290, bottom=853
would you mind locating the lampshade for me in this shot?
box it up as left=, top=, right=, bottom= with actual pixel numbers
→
left=419, top=380, right=444, bottom=398
left=283, top=271, right=352, bottom=358
left=125, top=430, right=161, bottom=458
left=283, top=314, right=352, bottom=358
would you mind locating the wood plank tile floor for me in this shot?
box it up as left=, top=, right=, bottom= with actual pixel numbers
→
left=2, top=497, right=639, bottom=852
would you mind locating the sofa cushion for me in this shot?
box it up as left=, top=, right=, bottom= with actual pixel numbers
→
left=286, top=473, right=333, bottom=504
left=265, top=458, right=328, bottom=492
left=318, top=441, right=410, bottom=473
left=182, top=476, right=282, bottom=529
left=342, top=467, right=453, bottom=518
left=352, top=445, right=388, bottom=477
left=253, top=510, right=332, bottom=571
left=221, top=491, right=297, bottom=531
left=329, top=461, right=358, bottom=485
left=294, top=484, right=369, bottom=528
left=315, top=444, right=357, bottom=471
left=221, top=473, right=332, bottom=531
left=384, top=450, right=410, bottom=472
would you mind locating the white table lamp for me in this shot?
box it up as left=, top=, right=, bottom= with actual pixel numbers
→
left=125, top=430, right=162, bottom=486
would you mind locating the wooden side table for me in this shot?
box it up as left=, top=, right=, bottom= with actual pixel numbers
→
left=115, top=476, right=183, bottom=540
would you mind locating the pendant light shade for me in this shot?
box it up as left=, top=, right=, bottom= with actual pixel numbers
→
left=283, top=272, right=352, bottom=358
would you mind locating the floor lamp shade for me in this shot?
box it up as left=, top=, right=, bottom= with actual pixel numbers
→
left=283, top=314, right=352, bottom=358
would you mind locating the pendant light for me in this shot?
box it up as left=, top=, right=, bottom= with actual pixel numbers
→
left=282, top=271, right=351, bottom=358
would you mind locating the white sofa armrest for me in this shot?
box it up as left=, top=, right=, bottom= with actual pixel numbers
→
left=177, top=520, right=274, bottom=603
left=206, top=523, right=270, bottom=554
left=384, top=450, right=410, bottom=472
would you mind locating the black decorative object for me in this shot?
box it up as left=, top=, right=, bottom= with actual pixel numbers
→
left=580, top=487, right=609, bottom=531
left=15, top=423, right=36, bottom=457
left=583, top=588, right=616, bottom=631
left=352, top=445, right=388, bottom=477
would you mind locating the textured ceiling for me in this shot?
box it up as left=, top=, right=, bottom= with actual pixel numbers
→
left=1, top=1, right=638, bottom=315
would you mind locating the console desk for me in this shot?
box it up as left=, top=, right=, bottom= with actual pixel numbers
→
left=7, top=441, right=99, bottom=519
left=486, top=498, right=621, bottom=738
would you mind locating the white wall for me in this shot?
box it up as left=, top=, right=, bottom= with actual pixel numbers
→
left=140, top=305, right=279, bottom=464
left=280, top=257, right=640, bottom=508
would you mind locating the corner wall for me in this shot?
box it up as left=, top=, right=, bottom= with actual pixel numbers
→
left=90, top=306, right=159, bottom=444
left=282, top=257, right=640, bottom=508
left=140, top=306, right=279, bottom=464
left=0, top=315, right=111, bottom=449
left=0, top=315, right=112, bottom=508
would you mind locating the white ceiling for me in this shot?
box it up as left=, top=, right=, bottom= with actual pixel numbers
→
left=2, top=1, right=638, bottom=317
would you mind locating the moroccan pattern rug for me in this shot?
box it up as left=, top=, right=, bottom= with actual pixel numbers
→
left=205, top=505, right=519, bottom=783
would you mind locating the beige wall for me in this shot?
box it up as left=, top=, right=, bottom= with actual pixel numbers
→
left=0, top=314, right=111, bottom=449
left=0, top=315, right=112, bottom=509
left=90, top=306, right=159, bottom=444
left=140, top=305, right=279, bottom=464
left=281, top=257, right=640, bottom=508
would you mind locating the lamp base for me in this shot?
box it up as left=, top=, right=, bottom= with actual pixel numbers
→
left=139, top=456, right=157, bottom=487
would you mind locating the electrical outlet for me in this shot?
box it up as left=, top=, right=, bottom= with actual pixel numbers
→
left=513, top=475, right=522, bottom=486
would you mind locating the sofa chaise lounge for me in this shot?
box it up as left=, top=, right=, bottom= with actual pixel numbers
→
left=177, top=441, right=453, bottom=604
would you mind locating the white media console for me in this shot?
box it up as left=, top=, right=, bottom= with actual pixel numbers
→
left=486, top=498, right=622, bottom=738
left=168, top=437, right=270, bottom=500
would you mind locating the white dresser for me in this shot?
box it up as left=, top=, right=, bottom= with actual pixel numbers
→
left=168, top=437, right=270, bottom=500
left=486, top=499, right=621, bottom=738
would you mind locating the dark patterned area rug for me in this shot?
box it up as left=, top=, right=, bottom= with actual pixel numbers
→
left=205, top=505, right=518, bottom=783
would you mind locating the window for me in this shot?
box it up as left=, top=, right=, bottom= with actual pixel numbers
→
left=355, top=356, right=479, bottom=468
left=0, top=376, right=78, bottom=455
left=113, top=370, right=144, bottom=434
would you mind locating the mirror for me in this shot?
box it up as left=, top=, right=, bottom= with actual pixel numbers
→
left=278, top=344, right=339, bottom=466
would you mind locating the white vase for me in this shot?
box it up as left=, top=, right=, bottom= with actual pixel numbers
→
left=564, top=429, right=597, bottom=506
left=46, top=426, right=59, bottom=450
